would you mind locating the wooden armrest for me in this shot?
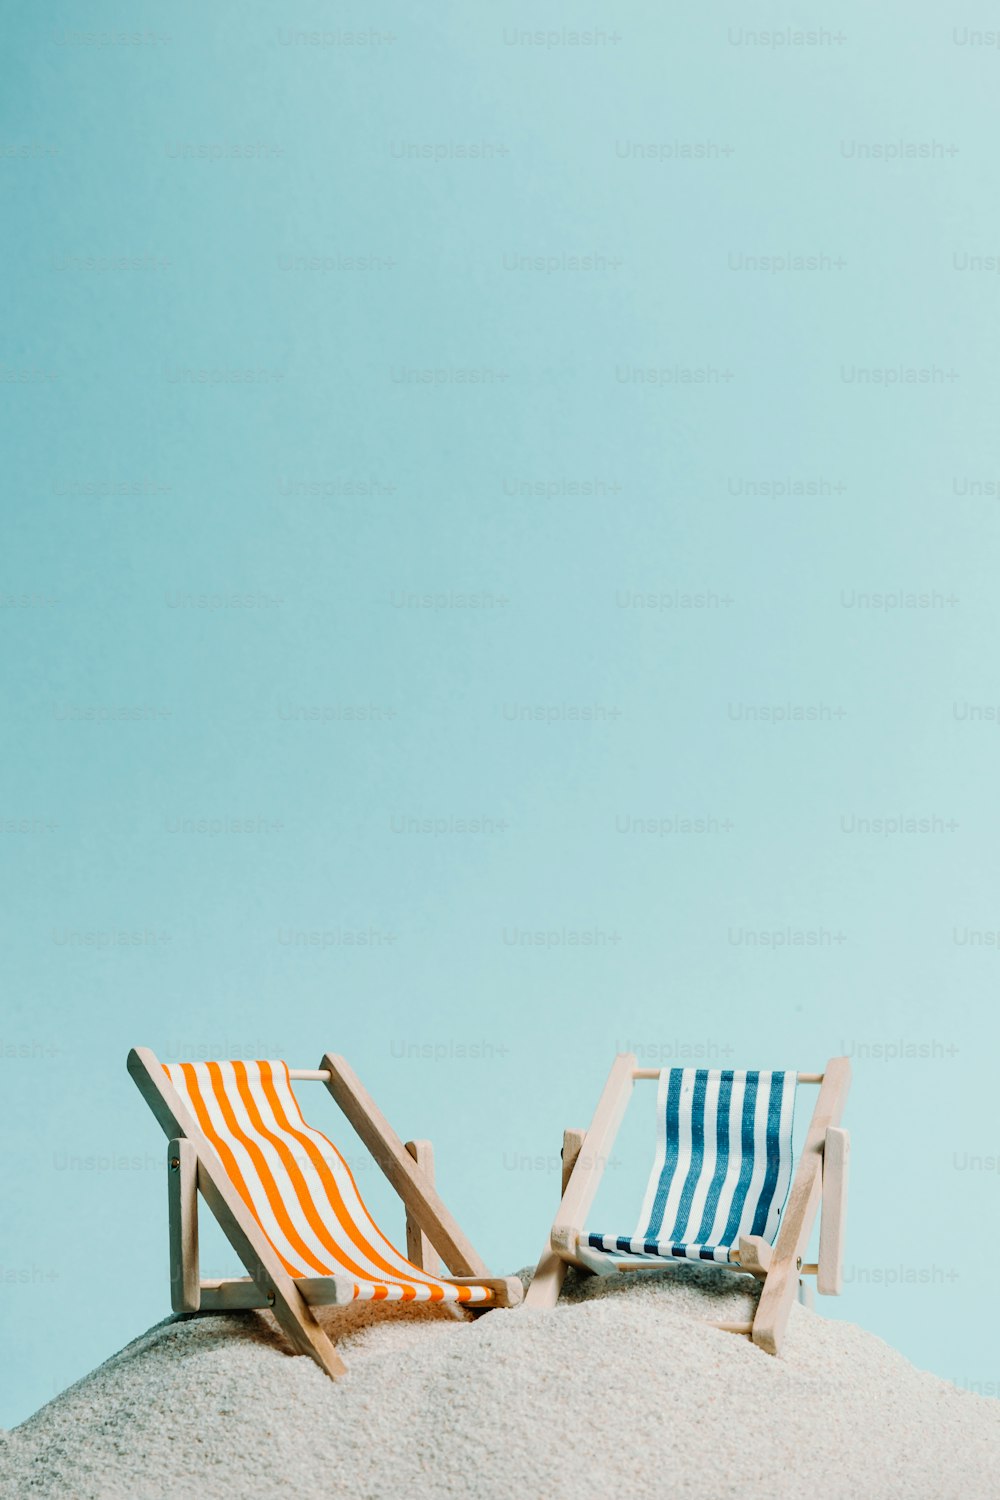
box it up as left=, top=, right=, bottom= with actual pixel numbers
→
left=550, top=1224, right=579, bottom=1257
left=443, top=1276, right=523, bottom=1308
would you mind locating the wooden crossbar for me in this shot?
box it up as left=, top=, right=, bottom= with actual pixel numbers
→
left=631, top=1069, right=824, bottom=1083
left=287, top=1067, right=765, bottom=1093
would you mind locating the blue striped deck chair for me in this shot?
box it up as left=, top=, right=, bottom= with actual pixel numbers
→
left=523, top=1053, right=851, bottom=1355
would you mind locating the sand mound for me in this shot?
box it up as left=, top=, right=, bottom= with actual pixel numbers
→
left=3, top=1267, right=997, bottom=1499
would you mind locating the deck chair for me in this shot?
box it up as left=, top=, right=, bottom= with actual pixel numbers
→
left=522, top=1054, right=850, bottom=1354
left=128, top=1047, right=522, bottom=1379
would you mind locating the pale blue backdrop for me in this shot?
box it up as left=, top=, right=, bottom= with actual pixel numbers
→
left=3, top=0, right=999, bottom=1428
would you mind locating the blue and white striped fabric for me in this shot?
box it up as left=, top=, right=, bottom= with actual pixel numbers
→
left=586, top=1068, right=797, bottom=1264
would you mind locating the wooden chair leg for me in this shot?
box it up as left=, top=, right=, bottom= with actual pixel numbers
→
left=404, top=1140, right=440, bottom=1276
left=562, top=1129, right=586, bottom=1195
left=818, top=1126, right=850, bottom=1295
left=168, top=1138, right=200, bottom=1312
left=555, top=1128, right=611, bottom=1274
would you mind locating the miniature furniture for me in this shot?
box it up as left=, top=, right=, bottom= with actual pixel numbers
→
left=128, top=1047, right=522, bottom=1379
left=522, top=1055, right=850, bottom=1354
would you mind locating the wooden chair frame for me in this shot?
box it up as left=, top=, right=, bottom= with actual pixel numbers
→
left=522, top=1053, right=850, bottom=1354
left=128, top=1046, right=522, bottom=1380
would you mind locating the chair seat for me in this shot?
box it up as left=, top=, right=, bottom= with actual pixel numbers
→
left=584, top=1232, right=734, bottom=1264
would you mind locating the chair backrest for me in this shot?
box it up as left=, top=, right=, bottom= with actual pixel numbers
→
left=164, top=1058, right=449, bottom=1291
left=630, top=1068, right=797, bottom=1257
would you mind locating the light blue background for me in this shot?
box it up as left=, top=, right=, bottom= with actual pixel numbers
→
left=3, top=0, right=999, bottom=1428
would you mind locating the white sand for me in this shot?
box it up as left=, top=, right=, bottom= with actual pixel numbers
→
left=3, top=1265, right=997, bottom=1499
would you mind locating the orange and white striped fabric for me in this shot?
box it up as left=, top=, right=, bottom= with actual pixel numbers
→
left=163, top=1059, right=493, bottom=1305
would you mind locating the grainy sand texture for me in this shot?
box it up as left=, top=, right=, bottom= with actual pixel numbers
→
left=3, top=1266, right=997, bottom=1499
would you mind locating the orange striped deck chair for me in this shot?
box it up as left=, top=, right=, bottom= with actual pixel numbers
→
left=128, top=1047, right=521, bottom=1378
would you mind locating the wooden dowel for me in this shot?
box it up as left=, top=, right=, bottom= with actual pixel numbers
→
left=298, top=1066, right=824, bottom=1084
left=631, top=1069, right=824, bottom=1083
